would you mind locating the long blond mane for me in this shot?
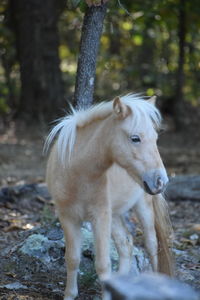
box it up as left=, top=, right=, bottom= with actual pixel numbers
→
left=44, top=94, right=162, bottom=164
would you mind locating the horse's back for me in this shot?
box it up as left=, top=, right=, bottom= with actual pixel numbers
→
left=107, top=164, right=143, bottom=215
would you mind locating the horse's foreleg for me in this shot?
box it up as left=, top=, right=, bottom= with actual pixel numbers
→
left=60, top=217, right=81, bottom=300
left=92, top=206, right=112, bottom=281
left=112, top=216, right=133, bottom=274
left=135, top=196, right=158, bottom=271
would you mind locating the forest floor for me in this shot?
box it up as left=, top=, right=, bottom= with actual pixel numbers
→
left=0, top=123, right=199, bottom=299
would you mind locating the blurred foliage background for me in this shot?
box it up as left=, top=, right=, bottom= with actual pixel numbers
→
left=0, top=0, right=200, bottom=129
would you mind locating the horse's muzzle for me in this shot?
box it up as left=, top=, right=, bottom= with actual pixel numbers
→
left=143, top=180, right=162, bottom=195
left=143, top=171, right=168, bottom=195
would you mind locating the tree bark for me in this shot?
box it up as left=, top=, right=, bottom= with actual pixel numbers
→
left=73, top=3, right=107, bottom=109
left=9, top=0, right=66, bottom=123
left=174, top=0, right=186, bottom=129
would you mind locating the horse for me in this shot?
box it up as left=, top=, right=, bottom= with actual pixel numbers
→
left=45, top=94, right=173, bottom=300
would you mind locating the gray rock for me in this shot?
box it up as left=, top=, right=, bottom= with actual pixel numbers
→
left=0, top=282, right=28, bottom=290
left=81, top=222, right=149, bottom=274
left=1, top=222, right=149, bottom=296
left=104, top=273, right=199, bottom=300
left=166, top=175, right=200, bottom=201
left=19, top=233, right=65, bottom=264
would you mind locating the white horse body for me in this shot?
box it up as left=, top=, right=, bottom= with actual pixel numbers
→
left=45, top=94, right=173, bottom=300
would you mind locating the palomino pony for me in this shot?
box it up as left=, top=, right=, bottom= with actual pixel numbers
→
left=45, top=94, right=173, bottom=300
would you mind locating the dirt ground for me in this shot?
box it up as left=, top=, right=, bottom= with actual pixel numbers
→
left=0, top=123, right=199, bottom=299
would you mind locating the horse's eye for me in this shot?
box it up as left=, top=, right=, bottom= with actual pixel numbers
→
left=130, top=135, right=141, bottom=143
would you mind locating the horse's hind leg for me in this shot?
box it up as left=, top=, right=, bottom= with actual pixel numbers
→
left=111, top=215, right=133, bottom=274
left=135, top=195, right=158, bottom=271
left=59, top=215, right=81, bottom=300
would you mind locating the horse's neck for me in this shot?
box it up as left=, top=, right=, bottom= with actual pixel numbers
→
left=72, top=118, right=113, bottom=178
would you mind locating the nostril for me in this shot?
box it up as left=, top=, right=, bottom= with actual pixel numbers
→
left=156, top=176, right=163, bottom=189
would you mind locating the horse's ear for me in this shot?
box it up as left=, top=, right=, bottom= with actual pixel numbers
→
left=113, top=97, right=131, bottom=119
left=148, top=95, right=157, bottom=106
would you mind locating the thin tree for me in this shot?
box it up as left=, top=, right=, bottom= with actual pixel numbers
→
left=73, top=1, right=108, bottom=109
left=174, top=0, right=186, bottom=129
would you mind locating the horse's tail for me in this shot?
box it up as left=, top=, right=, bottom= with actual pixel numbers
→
left=152, top=194, right=174, bottom=276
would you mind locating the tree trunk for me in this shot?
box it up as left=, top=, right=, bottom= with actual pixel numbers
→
left=74, top=3, right=107, bottom=109
left=174, top=0, right=186, bottom=129
left=9, top=0, right=66, bottom=123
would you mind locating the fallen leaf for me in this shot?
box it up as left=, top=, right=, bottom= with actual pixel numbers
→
left=180, top=237, right=197, bottom=246
left=5, top=272, right=17, bottom=278
left=4, top=224, right=23, bottom=232
left=182, top=263, right=200, bottom=270
left=191, top=224, right=200, bottom=232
